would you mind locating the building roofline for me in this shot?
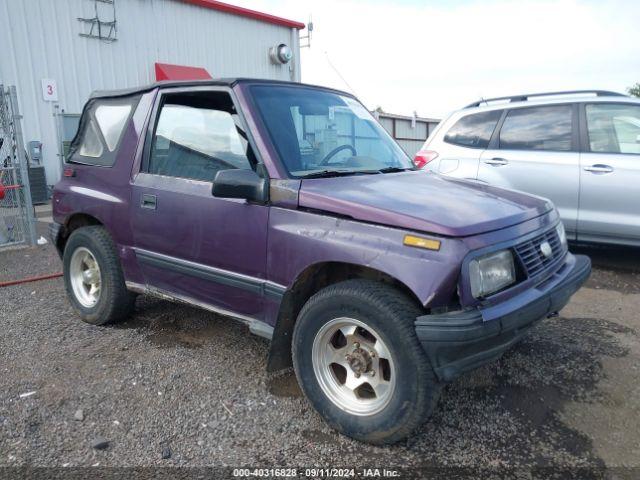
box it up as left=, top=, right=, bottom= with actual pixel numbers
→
left=376, top=111, right=440, bottom=123
left=178, top=0, right=306, bottom=29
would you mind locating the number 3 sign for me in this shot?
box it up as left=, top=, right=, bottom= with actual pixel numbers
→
left=41, top=79, right=58, bottom=102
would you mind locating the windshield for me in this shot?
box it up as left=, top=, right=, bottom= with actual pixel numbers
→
left=250, top=85, right=413, bottom=178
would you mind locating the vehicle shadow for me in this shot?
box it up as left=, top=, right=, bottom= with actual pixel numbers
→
left=111, top=295, right=264, bottom=351
left=571, top=242, right=640, bottom=273
left=570, top=242, right=640, bottom=294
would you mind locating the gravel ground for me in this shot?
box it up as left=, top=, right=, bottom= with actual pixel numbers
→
left=1, top=228, right=639, bottom=477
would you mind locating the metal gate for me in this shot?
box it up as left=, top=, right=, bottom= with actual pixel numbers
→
left=0, top=85, right=36, bottom=248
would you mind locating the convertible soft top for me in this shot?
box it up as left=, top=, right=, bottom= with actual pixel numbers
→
left=89, top=78, right=349, bottom=99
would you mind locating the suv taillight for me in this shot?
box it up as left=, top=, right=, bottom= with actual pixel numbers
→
left=413, top=150, right=438, bottom=169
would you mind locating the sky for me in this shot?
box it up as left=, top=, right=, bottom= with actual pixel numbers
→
left=236, top=0, right=640, bottom=119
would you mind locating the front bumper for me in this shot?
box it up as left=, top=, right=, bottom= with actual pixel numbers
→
left=415, top=253, right=591, bottom=382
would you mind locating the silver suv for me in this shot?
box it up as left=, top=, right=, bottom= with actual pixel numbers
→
left=416, top=90, right=640, bottom=247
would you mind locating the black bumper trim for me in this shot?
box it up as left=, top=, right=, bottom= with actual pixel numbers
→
left=415, top=254, right=591, bottom=382
left=48, top=222, right=63, bottom=258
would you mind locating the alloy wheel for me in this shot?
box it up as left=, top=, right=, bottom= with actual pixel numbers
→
left=311, top=317, right=396, bottom=416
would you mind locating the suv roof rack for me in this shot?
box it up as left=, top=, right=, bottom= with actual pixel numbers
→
left=464, top=90, right=627, bottom=109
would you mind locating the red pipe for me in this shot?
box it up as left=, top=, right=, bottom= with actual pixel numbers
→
left=1, top=181, right=61, bottom=287
left=0, top=184, right=19, bottom=200
left=0, top=272, right=63, bottom=288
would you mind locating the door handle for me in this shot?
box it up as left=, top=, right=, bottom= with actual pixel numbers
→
left=484, top=157, right=509, bottom=166
left=583, top=164, right=614, bottom=174
left=141, top=193, right=157, bottom=209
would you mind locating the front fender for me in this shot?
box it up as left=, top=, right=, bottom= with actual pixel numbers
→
left=267, top=207, right=466, bottom=309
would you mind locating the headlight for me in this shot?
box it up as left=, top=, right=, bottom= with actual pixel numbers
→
left=469, top=249, right=516, bottom=298
left=556, top=222, right=567, bottom=249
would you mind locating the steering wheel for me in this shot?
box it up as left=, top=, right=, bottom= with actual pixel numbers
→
left=319, top=144, right=357, bottom=166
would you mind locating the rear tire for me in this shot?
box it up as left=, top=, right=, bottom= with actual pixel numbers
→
left=292, top=279, right=441, bottom=445
left=63, top=226, right=136, bottom=325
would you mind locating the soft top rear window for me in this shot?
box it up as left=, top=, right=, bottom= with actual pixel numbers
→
left=68, top=95, right=139, bottom=167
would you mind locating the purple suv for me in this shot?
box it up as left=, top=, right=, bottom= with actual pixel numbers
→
left=50, top=79, right=591, bottom=444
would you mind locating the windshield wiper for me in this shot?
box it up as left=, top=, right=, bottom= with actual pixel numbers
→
left=299, top=167, right=414, bottom=179
left=298, top=170, right=380, bottom=179
left=377, top=166, right=415, bottom=174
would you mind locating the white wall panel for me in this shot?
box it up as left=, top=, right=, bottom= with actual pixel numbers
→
left=396, top=139, right=425, bottom=158
left=395, top=118, right=427, bottom=140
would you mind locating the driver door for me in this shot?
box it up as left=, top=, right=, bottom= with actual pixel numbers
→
left=130, top=87, right=269, bottom=319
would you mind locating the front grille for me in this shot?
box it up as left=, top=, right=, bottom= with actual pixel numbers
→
left=514, top=227, right=565, bottom=278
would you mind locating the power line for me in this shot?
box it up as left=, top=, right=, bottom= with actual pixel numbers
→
left=324, top=51, right=356, bottom=95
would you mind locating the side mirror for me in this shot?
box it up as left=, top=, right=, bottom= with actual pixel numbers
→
left=212, top=169, right=268, bottom=203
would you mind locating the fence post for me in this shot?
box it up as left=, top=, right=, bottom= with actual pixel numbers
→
left=9, top=86, right=37, bottom=246
left=54, top=104, right=66, bottom=178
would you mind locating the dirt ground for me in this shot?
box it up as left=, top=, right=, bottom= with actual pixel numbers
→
left=0, top=223, right=639, bottom=478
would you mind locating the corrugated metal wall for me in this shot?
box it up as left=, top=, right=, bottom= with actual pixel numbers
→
left=377, top=114, right=439, bottom=158
left=0, top=0, right=300, bottom=183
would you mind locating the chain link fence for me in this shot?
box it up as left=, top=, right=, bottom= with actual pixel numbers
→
left=0, top=85, right=37, bottom=248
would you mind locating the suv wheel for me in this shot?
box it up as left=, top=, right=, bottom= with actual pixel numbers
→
left=292, top=279, right=441, bottom=445
left=63, top=226, right=136, bottom=325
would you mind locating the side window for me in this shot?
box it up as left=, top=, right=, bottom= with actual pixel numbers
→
left=586, top=103, right=640, bottom=154
left=148, top=92, right=252, bottom=182
left=499, top=105, right=572, bottom=151
left=70, top=97, right=136, bottom=166
left=443, top=110, right=502, bottom=149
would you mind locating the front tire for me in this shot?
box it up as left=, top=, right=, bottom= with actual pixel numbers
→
left=63, top=226, right=136, bottom=325
left=292, top=279, right=441, bottom=445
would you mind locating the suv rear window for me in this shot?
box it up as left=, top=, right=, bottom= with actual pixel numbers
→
left=69, top=96, right=138, bottom=166
left=499, top=105, right=572, bottom=151
left=443, top=110, right=502, bottom=149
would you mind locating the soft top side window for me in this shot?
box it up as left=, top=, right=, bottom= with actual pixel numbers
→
left=78, top=120, right=104, bottom=158
left=443, top=110, right=502, bottom=149
left=145, top=90, right=254, bottom=182
left=68, top=95, right=138, bottom=166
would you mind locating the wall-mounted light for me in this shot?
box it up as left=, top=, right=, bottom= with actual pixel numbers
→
left=270, top=43, right=293, bottom=64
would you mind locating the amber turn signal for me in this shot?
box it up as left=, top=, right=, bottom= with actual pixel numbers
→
left=403, top=235, right=441, bottom=251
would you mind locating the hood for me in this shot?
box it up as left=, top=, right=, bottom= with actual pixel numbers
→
left=298, top=171, right=552, bottom=237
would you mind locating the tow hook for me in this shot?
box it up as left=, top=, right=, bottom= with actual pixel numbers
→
left=547, top=311, right=559, bottom=318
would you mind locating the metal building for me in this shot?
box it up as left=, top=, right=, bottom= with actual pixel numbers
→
left=0, top=0, right=304, bottom=186
left=375, top=111, right=440, bottom=158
